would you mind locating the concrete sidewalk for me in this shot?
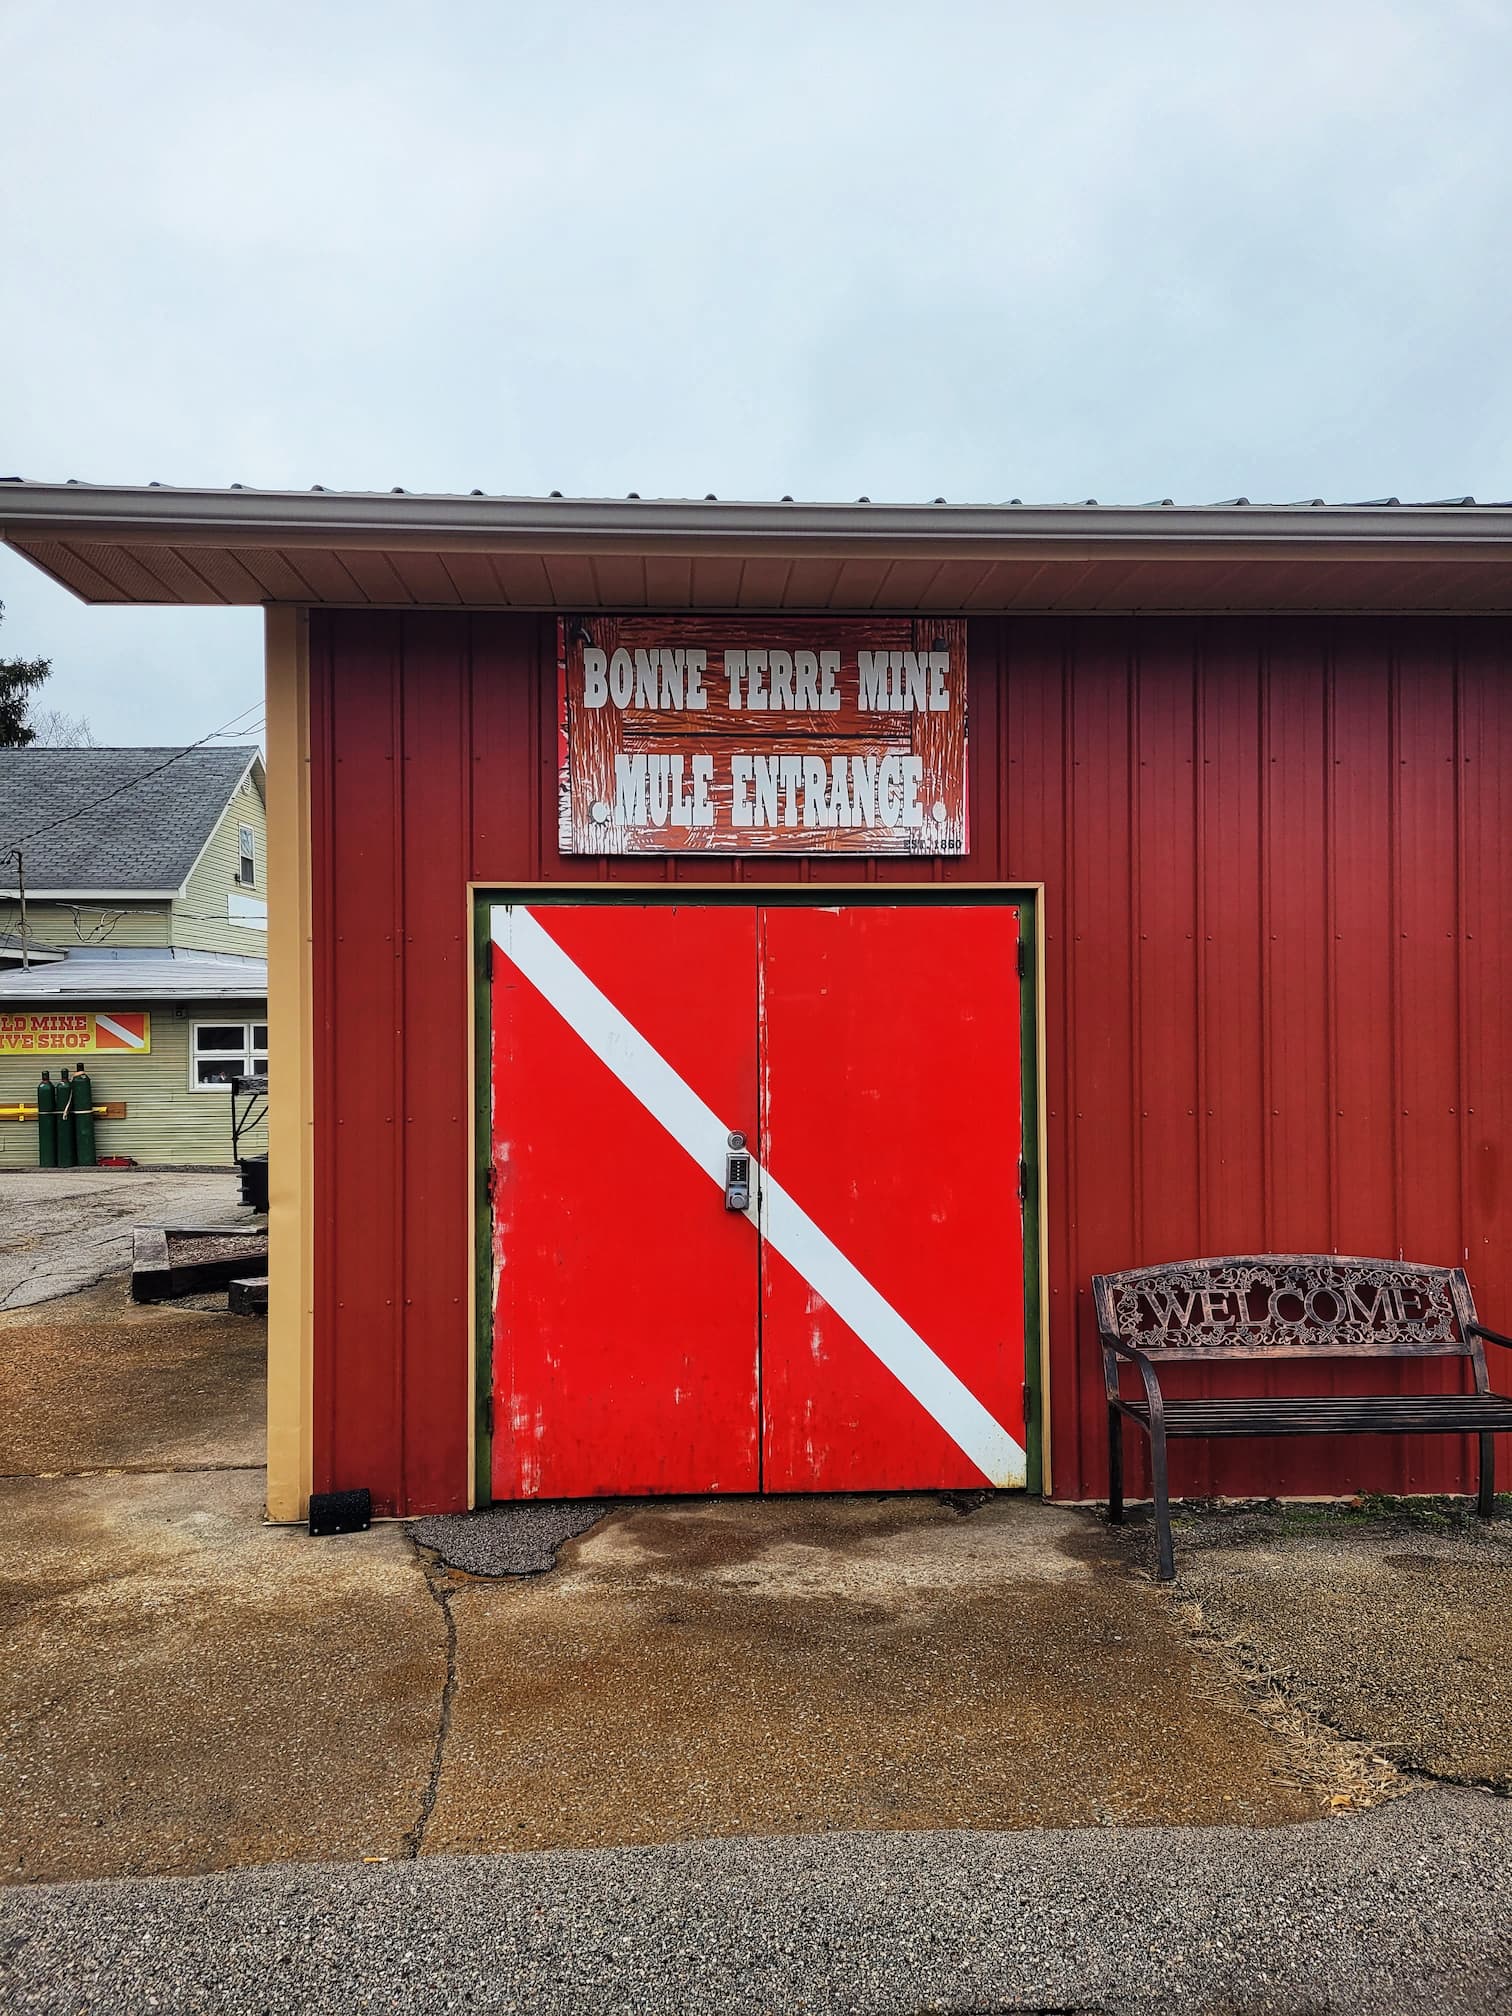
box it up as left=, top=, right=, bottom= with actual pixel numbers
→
left=5, top=1267, right=1512, bottom=2014
left=0, top=1463, right=1359, bottom=1885
left=8, top=1270, right=1512, bottom=1889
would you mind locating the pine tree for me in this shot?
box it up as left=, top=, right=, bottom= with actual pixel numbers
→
left=0, top=602, right=51, bottom=746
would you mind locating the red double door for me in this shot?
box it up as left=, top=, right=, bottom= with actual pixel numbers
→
left=489, top=902, right=1026, bottom=1499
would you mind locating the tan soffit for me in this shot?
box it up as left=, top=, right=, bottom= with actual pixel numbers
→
left=4, top=482, right=1512, bottom=612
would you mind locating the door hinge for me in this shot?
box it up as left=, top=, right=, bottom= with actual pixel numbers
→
left=483, top=1163, right=495, bottom=1205
left=1022, top=1381, right=1032, bottom=1425
left=1017, top=1154, right=1029, bottom=1202
left=484, top=1395, right=494, bottom=1438
left=1016, top=937, right=1028, bottom=981
left=483, top=937, right=493, bottom=980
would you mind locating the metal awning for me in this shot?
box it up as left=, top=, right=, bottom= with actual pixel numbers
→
left=0, top=952, right=267, bottom=1001
left=4, top=481, right=1512, bottom=612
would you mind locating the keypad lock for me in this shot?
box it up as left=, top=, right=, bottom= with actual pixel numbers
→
left=724, top=1131, right=751, bottom=1212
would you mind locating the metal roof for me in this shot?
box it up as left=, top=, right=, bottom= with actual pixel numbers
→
left=0, top=928, right=62, bottom=963
left=0, top=744, right=262, bottom=892
left=0, top=947, right=266, bottom=1001
left=4, top=480, right=1512, bottom=614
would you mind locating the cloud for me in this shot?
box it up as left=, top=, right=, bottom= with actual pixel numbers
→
left=1, top=0, right=1509, bottom=737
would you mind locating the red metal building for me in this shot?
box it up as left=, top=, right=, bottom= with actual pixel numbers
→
left=3, top=484, right=1510, bottom=1520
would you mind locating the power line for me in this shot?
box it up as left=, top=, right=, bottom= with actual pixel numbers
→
left=0, top=701, right=264, bottom=860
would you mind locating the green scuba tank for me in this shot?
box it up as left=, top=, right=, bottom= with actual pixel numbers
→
left=55, top=1069, right=77, bottom=1168
left=72, top=1065, right=96, bottom=1167
left=36, top=1071, right=57, bottom=1168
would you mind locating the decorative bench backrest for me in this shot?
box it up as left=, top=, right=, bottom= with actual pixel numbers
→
left=1091, top=1255, right=1478, bottom=1362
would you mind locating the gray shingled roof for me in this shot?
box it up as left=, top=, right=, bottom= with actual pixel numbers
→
left=0, top=745, right=261, bottom=893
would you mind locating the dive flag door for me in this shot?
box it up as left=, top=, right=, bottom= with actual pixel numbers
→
left=489, top=904, right=761, bottom=1498
left=488, top=902, right=1027, bottom=1501
left=758, top=906, right=1026, bottom=1490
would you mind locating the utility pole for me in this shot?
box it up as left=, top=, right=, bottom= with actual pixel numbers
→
left=11, top=848, right=27, bottom=971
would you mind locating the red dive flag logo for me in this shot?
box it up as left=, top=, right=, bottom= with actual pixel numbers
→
left=92, top=1012, right=149, bottom=1051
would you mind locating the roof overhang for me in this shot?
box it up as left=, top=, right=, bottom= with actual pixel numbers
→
left=5, top=481, right=1512, bottom=613
left=0, top=888, right=177, bottom=901
left=0, top=961, right=268, bottom=1001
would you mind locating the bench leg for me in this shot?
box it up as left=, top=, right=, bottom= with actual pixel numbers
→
left=1107, top=1404, right=1124, bottom=1525
left=1478, top=1433, right=1496, bottom=1519
left=1150, top=1421, right=1176, bottom=1582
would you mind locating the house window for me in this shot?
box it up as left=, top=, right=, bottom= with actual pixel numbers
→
left=191, top=1020, right=268, bottom=1089
left=238, top=824, right=257, bottom=888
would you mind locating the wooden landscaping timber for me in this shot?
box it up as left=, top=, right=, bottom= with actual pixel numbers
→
left=131, top=1225, right=269, bottom=1303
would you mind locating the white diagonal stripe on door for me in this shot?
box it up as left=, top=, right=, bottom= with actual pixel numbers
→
left=492, top=904, right=1025, bottom=1488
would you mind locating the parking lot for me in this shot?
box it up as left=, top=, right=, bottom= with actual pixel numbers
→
left=0, top=1167, right=253, bottom=1313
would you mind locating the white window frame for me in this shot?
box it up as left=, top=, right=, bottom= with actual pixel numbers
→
left=189, top=1018, right=268, bottom=1092
left=237, top=823, right=257, bottom=888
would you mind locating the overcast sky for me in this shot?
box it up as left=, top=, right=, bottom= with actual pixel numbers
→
left=2, top=0, right=1509, bottom=745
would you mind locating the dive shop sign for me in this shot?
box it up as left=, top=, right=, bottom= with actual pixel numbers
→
left=0, top=1010, right=151, bottom=1054
left=558, top=616, right=968, bottom=855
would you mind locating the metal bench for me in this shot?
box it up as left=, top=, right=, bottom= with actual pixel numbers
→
left=1092, top=1255, right=1512, bottom=1580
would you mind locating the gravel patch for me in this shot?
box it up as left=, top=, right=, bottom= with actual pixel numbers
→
left=411, top=1500, right=608, bottom=1576
left=164, top=1230, right=267, bottom=1268
left=1, top=1785, right=1508, bottom=2014
left=1135, top=1499, right=1512, bottom=1791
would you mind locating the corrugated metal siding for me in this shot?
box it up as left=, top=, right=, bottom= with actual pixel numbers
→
left=173, top=779, right=269, bottom=956
left=0, top=1001, right=266, bottom=1167
left=309, top=610, right=1512, bottom=1515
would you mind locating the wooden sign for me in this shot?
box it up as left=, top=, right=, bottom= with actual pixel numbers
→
left=558, top=616, right=967, bottom=855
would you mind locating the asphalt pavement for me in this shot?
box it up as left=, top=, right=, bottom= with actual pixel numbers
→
left=412, top=1500, right=608, bottom=1575
left=0, top=1168, right=252, bottom=1310
left=3, top=1785, right=1508, bottom=2015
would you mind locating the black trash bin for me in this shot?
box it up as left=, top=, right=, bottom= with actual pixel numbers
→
left=239, top=1152, right=269, bottom=1212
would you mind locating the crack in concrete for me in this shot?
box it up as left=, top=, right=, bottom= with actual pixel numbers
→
left=403, top=1551, right=460, bottom=1859
left=1393, top=1757, right=1512, bottom=1797
left=1167, top=1592, right=1407, bottom=1810
left=1149, top=1549, right=1512, bottom=1804
left=0, top=1229, right=157, bottom=1310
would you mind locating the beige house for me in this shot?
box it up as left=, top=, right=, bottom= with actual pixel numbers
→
left=0, top=745, right=267, bottom=1167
